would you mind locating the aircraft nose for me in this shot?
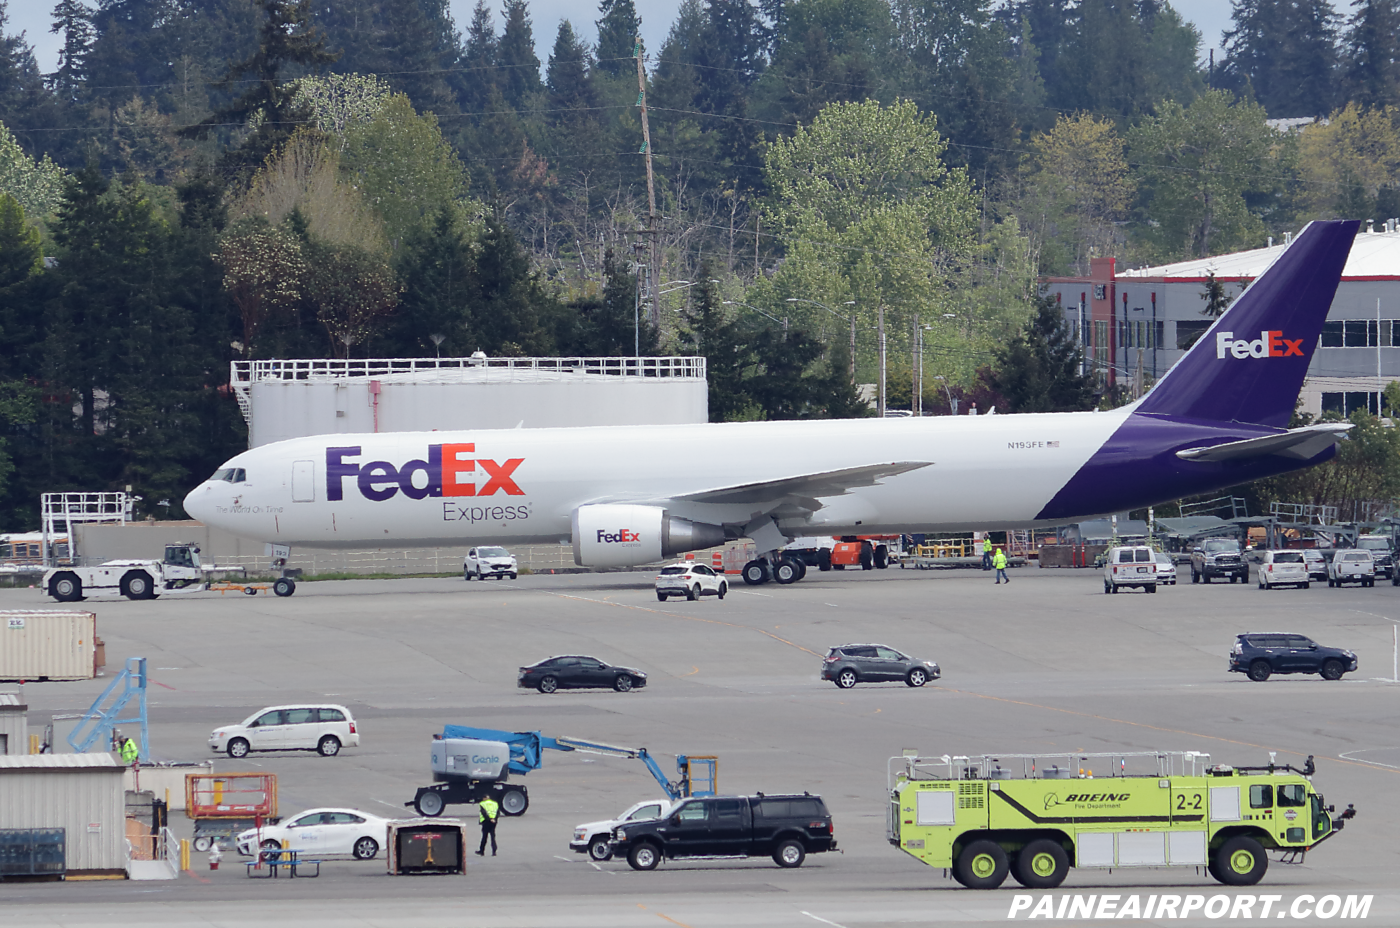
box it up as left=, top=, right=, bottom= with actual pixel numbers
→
left=183, top=482, right=216, bottom=524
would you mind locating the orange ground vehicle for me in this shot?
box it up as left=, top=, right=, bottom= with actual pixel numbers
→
left=829, top=536, right=898, bottom=570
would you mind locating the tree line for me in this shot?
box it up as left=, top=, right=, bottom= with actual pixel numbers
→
left=1, top=0, right=1398, bottom=528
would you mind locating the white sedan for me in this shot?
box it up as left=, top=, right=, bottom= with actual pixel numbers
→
left=236, top=808, right=391, bottom=861
left=655, top=562, right=727, bottom=601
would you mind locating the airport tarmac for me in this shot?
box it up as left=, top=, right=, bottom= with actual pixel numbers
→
left=3, top=564, right=1399, bottom=926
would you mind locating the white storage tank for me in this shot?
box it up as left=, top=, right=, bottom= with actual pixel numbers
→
left=0, top=754, right=127, bottom=874
left=0, top=612, right=97, bottom=682
left=232, top=356, right=709, bottom=448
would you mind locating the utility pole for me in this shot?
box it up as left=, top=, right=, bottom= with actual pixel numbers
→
left=635, top=37, right=661, bottom=333
left=877, top=304, right=887, bottom=418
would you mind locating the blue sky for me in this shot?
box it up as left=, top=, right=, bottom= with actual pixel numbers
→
left=5, top=0, right=1235, bottom=88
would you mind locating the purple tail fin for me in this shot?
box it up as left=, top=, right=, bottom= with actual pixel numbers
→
left=1135, top=220, right=1359, bottom=428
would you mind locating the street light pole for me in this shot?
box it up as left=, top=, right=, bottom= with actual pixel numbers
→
left=877, top=304, right=886, bottom=417
left=934, top=375, right=958, bottom=415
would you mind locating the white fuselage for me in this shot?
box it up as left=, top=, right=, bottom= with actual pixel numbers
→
left=184, top=410, right=1131, bottom=548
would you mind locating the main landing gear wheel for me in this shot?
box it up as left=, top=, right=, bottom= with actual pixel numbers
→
left=774, top=559, right=802, bottom=584
left=743, top=560, right=769, bottom=586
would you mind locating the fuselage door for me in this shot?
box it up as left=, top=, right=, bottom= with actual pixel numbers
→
left=292, top=460, right=315, bottom=502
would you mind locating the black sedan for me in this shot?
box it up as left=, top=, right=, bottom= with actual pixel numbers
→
left=518, top=655, right=647, bottom=693
left=1229, top=633, right=1358, bottom=681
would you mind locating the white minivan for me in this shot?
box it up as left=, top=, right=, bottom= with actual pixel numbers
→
left=209, top=704, right=360, bottom=758
left=1103, top=545, right=1158, bottom=594
left=1257, top=550, right=1309, bottom=589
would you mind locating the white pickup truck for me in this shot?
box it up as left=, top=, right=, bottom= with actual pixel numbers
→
left=570, top=798, right=675, bottom=861
left=44, top=543, right=294, bottom=601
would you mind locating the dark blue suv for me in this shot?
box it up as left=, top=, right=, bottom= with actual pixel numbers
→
left=1229, top=633, right=1357, bottom=682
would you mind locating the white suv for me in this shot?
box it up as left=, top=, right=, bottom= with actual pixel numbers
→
left=1328, top=550, right=1375, bottom=588
left=210, top=704, right=360, bottom=758
left=1258, top=550, right=1309, bottom=590
left=655, top=563, right=727, bottom=601
left=465, top=546, right=517, bottom=580
left=570, top=798, right=676, bottom=861
left=1103, top=545, right=1158, bottom=594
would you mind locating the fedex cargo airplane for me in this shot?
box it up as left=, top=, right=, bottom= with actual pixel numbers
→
left=186, top=220, right=1359, bottom=584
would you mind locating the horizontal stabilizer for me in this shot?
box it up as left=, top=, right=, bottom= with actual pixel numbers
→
left=673, top=461, right=932, bottom=506
left=1175, top=423, right=1353, bottom=463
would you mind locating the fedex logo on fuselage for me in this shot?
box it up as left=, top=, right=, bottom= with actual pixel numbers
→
left=1215, top=330, right=1305, bottom=359
left=327, top=444, right=524, bottom=502
left=597, top=529, right=640, bottom=544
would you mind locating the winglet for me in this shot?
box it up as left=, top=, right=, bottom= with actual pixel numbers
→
left=1135, top=220, right=1360, bottom=428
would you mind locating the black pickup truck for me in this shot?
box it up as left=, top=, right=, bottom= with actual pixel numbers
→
left=610, top=793, right=837, bottom=870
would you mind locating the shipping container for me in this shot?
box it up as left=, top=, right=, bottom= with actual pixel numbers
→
left=0, top=754, right=126, bottom=873
left=0, top=612, right=97, bottom=682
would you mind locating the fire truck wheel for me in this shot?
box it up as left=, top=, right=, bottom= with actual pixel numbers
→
left=1013, top=839, right=1068, bottom=889
left=1212, top=835, right=1267, bottom=886
left=955, top=839, right=1009, bottom=889
left=415, top=791, right=444, bottom=817
left=51, top=572, right=83, bottom=602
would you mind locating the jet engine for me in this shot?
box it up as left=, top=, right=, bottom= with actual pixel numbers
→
left=572, top=504, right=726, bottom=567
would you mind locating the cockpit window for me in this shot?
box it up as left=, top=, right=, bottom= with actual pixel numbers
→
left=211, top=468, right=247, bottom=483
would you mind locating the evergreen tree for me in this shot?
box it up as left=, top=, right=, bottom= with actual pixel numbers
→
left=458, top=0, right=497, bottom=111
left=543, top=19, right=607, bottom=183
left=1342, top=0, right=1400, bottom=109
left=546, top=20, right=593, bottom=108
left=0, top=193, right=41, bottom=369
left=381, top=204, right=476, bottom=356
left=1221, top=0, right=1341, bottom=117
left=49, top=0, right=94, bottom=99
left=496, top=0, right=542, bottom=109
left=470, top=210, right=554, bottom=354
left=595, top=0, right=640, bottom=78
left=562, top=248, right=658, bottom=355
left=984, top=294, right=1096, bottom=413
left=679, top=269, right=756, bottom=421
left=183, top=0, right=338, bottom=182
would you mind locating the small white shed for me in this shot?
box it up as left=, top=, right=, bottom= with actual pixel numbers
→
left=0, top=693, right=26, bottom=754
left=0, top=754, right=127, bottom=874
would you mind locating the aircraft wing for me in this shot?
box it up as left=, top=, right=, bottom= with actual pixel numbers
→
left=1175, top=423, right=1354, bottom=463
left=670, top=461, right=933, bottom=506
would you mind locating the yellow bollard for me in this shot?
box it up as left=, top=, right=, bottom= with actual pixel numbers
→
left=180, top=838, right=190, bottom=872
left=29, top=733, right=38, bottom=754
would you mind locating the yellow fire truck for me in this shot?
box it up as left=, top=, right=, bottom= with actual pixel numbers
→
left=888, top=751, right=1352, bottom=889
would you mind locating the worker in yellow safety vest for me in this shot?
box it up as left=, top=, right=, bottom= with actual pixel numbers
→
left=981, top=537, right=993, bottom=571
left=992, top=548, right=1009, bottom=584
left=120, top=737, right=139, bottom=764
left=476, top=796, right=499, bottom=856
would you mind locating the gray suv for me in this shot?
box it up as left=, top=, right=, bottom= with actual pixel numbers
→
left=1191, top=538, right=1248, bottom=584
left=821, top=644, right=940, bottom=688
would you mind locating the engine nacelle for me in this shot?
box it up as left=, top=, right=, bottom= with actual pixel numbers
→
left=572, top=504, right=726, bottom=568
